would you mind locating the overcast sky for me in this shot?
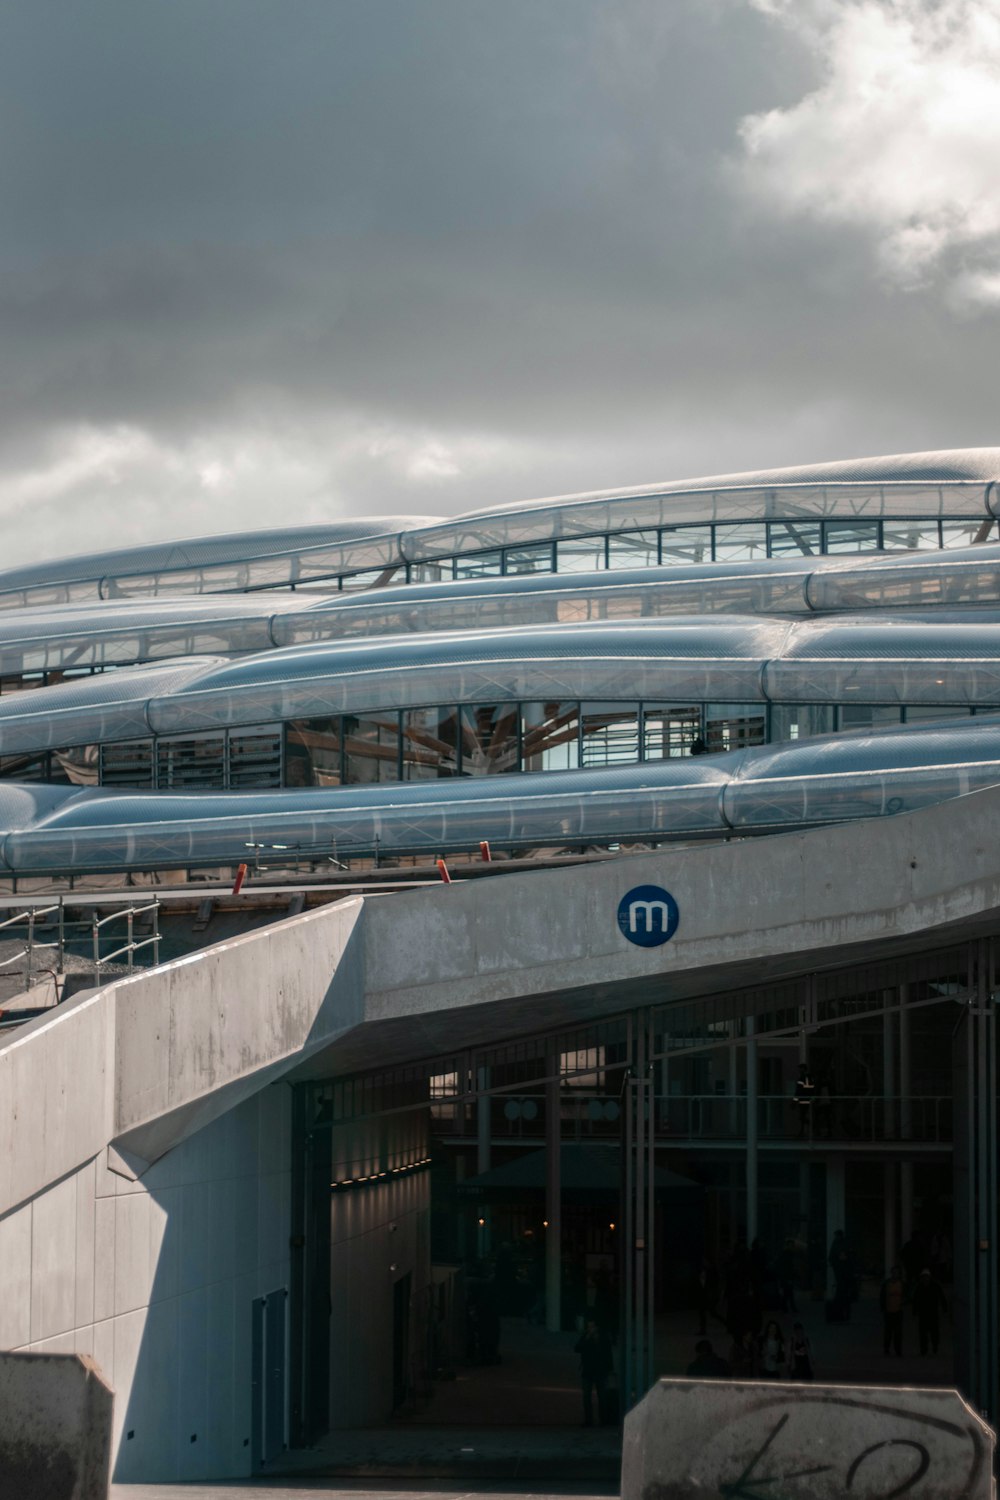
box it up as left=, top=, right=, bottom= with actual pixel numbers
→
left=2, top=0, right=999, bottom=565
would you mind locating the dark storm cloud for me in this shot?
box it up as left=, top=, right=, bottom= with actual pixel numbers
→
left=0, top=0, right=996, bottom=565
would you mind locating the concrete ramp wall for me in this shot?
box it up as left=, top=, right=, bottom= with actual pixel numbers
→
left=0, top=896, right=364, bottom=1218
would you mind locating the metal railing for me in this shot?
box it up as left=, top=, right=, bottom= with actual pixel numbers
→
left=449, top=1091, right=953, bottom=1146
left=657, top=1093, right=953, bottom=1144
left=0, top=897, right=160, bottom=992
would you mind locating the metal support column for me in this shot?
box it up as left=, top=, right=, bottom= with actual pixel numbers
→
left=622, top=1008, right=656, bottom=1411
left=882, top=989, right=898, bottom=1275
left=745, top=1016, right=758, bottom=1245
left=545, top=1053, right=561, bottom=1335
left=973, top=940, right=998, bottom=1420
left=899, top=983, right=914, bottom=1241
left=477, top=1064, right=491, bottom=1258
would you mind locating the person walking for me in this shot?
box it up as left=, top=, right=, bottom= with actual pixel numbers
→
left=686, top=1338, right=731, bottom=1377
left=788, top=1321, right=814, bottom=1380
left=694, top=1256, right=719, bottom=1336
left=575, top=1317, right=613, bottom=1426
left=828, top=1230, right=854, bottom=1322
left=912, top=1268, right=948, bottom=1355
left=757, top=1320, right=785, bottom=1379
left=880, top=1265, right=906, bottom=1356
left=793, top=1065, right=815, bottom=1138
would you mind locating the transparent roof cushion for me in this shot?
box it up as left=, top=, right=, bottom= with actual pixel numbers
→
left=446, top=448, right=1000, bottom=522
left=0, top=656, right=226, bottom=751
left=6, top=606, right=1000, bottom=754
left=5, top=713, right=1000, bottom=870
left=400, top=450, right=1000, bottom=558
left=782, top=617, right=1000, bottom=660
left=0, top=517, right=439, bottom=594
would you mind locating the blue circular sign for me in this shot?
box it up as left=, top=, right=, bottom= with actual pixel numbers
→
left=617, top=884, right=679, bottom=947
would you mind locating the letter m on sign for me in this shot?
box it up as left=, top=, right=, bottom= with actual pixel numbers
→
left=629, top=899, right=670, bottom=934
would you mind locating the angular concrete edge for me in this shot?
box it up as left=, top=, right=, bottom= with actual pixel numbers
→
left=0, top=1349, right=114, bottom=1500
left=0, top=896, right=365, bottom=1217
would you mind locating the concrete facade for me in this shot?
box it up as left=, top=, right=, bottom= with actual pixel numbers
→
left=3, top=785, right=1000, bottom=1480
left=0, top=1087, right=291, bottom=1483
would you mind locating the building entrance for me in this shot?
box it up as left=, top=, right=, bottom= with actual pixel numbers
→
left=288, top=937, right=998, bottom=1459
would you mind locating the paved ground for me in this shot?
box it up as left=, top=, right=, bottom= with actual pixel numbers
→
left=113, top=1487, right=617, bottom=1498
left=112, top=1286, right=952, bottom=1496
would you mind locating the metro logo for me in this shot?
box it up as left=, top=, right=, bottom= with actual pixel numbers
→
left=617, top=884, right=679, bottom=947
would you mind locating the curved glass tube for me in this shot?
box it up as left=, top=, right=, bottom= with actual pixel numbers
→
left=3, top=714, right=1000, bottom=873
left=0, top=517, right=435, bottom=610
left=8, top=616, right=1000, bottom=753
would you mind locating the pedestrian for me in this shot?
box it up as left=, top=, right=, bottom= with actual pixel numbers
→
left=757, top=1320, right=785, bottom=1379
left=775, top=1237, right=798, bottom=1314
left=930, top=1231, right=952, bottom=1285
left=828, top=1230, right=853, bottom=1322
left=728, top=1328, right=757, bottom=1379
left=793, top=1065, right=815, bottom=1137
left=880, top=1264, right=906, bottom=1356
left=788, top=1321, right=814, bottom=1380
left=694, top=1256, right=719, bottom=1336
left=575, top=1317, right=613, bottom=1426
left=912, top=1267, right=948, bottom=1355
left=686, top=1338, right=732, bottom=1378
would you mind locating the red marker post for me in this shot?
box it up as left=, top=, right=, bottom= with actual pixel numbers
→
left=436, top=858, right=451, bottom=884
left=479, top=840, right=492, bottom=863
left=232, top=862, right=248, bottom=895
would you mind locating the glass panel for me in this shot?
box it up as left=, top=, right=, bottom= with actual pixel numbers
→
left=837, top=705, right=902, bottom=732
left=769, top=705, right=835, bottom=743
left=401, top=707, right=459, bottom=779
left=345, top=714, right=402, bottom=784
left=767, top=521, right=822, bottom=557
left=660, top=526, right=712, bottom=565
left=904, top=704, right=973, bottom=723
left=607, top=530, right=659, bottom=569
left=228, top=727, right=283, bottom=788
left=521, top=701, right=580, bottom=771
left=642, top=706, right=702, bottom=759
left=408, top=561, right=455, bottom=583
left=713, top=523, right=768, bottom=562
left=555, top=537, right=606, bottom=573
left=580, top=703, right=641, bottom=767
left=459, top=704, right=519, bottom=775
left=504, top=543, right=555, bottom=575
left=705, top=703, right=766, bottom=753
left=942, top=520, right=995, bottom=548
left=453, top=551, right=503, bottom=579
left=823, top=521, right=881, bottom=553
left=99, top=740, right=155, bottom=788
left=881, top=522, right=941, bottom=551
left=338, top=567, right=399, bottom=592
left=286, top=717, right=342, bottom=786
left=0, top=750, right=55, bottom=782
left=156, top=734, right=226, bottom=789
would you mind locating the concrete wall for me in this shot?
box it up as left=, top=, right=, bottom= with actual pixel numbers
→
left=0, top=1084, right=291, bottom=1483
left=361, top=784, right=1000, bottom=1032
left=0, top=896, right=362, bottom=1222
left=328, top=1172, right=431, bottom=1429
left=327, top=1109, right=432, bottom=1428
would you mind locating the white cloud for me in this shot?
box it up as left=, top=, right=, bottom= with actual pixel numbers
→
left=736, top=0, right=1000, bottom=302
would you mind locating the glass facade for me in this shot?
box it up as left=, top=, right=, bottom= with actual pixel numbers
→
left=10, top=699, right=970, bottom=791
left=409, top=517, right=998, bottom=582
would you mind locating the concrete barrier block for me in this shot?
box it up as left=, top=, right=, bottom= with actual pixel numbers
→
left=622, top=1380, right=994, bottom=1500
left=0, top=1351, right=113, bottom=1500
